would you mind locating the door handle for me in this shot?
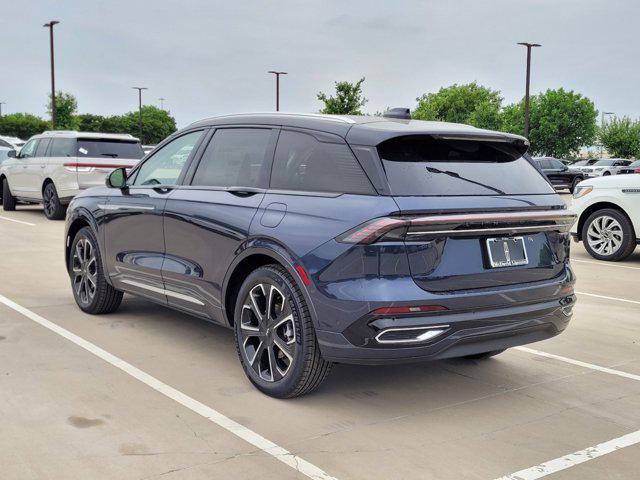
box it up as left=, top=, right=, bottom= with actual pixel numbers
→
left=226, top=186, right=264, bottom=197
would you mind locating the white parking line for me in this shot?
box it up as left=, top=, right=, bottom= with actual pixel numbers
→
left=515, top=346, right=640, bottom=382
left=494, top=429, right=640, bottom=480
left=572, top=258, right=640, bottom=271
left=0, top=215, right=35, bottom=226
left=0, top=293, right=337, bottom=480
left=576, top=291, right=640, bottom=306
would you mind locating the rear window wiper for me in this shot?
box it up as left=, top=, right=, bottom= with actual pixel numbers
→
left=100, top=153, right=119, bottom=158
left=425, top=166, right=506, bottom=195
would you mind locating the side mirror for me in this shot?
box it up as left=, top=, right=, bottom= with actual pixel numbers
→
left=7, top=149, right=16, bottom=158
left=106, top=167, right=127, bottom=188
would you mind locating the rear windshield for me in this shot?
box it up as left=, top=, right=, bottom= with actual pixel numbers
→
left=377, top=136, right=553, bottom=196
left=77, top=139, right=144, bottom=159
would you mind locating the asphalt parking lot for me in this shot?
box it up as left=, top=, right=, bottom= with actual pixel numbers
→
left=1, top=194, right=639, bottom=480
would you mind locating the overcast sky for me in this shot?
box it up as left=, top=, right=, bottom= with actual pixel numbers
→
left=1, top=0, right=638, bottom=128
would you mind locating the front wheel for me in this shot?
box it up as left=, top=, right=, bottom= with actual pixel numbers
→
left=70, top=227, right=123, bottom=314
left=234, top=265, right=332, bottom=398
left=43, top=183, right=66, bottom=220
left=582, top=208, right=636, bottom=261
left=2, top=178, right=16, bottom=211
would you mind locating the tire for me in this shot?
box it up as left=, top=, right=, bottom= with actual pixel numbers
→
left=234, top=264, right=332, bottom=398
left=464, top=349, right=506, bottom=360
left=2, top=178, right=16, bottom=211
left=603, top=171, right=611, bottom=176
left=582, top=208, right=636, bottom=261
left=569, top=176, right=582, bottom=194
left=43, top=182, right=66, bottom=220
left=69, top=226, right=123, bottom=314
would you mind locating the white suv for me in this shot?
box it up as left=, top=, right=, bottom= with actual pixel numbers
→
left=1, top=131, right=144, bottom=219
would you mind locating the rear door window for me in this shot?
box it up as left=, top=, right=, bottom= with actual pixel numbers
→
left=77, top=139, right=144, bottom=159
left=270, top=130, right=374, bottom=194
left=34, top=138, right=51, bottom=157
left=191, top=128, right=272, bottom=188
left=378, top=136, right=553, bottom=196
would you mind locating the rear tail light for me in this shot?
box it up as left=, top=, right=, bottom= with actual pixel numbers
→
left=337, top=211, right=576, bottom=245
left=370, top=305, right=447, bottom=315
left=63, top=162, right=135, bottom=172
left=634, top=168, right=640, bottom=174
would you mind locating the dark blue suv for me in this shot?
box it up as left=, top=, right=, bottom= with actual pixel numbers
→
left=65, top=113, right=576, bottom=397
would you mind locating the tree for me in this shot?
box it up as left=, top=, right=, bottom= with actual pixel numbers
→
left=317, top=77, right=368, bottom=115
left=501, top=88, right=597, bottom=157
left=599, top=117, right=640, bottom=158
left=120, top=106, right=177, bottom=144
left=0, top=113, right=50, bottom=139
left=47, top=91, right=79, bottom=130
left=76, top=113, right=107, bottom=132
left=413, top=82, right=503, bottom=130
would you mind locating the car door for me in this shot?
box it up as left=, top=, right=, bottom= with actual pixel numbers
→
left=25, top=138, right=51, bottom=198
left=102, top=129, right=206, bottom=304
left=9, top=138, right=39, bottom=197
left=162, top=127, right=277, bottom=321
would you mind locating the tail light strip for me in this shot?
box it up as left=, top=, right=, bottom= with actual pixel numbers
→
left=339, top=210, right=577, bottom=244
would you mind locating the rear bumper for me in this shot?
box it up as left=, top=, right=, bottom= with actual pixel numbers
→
left=315, top=268, right=575, bottom=365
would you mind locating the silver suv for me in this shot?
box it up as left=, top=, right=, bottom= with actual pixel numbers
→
left=1, top=131, right=144, bottom=219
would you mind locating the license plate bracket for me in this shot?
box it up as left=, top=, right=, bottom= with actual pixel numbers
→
left=486, top=236, right=529, bottom=268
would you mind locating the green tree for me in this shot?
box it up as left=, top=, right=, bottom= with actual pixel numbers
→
left=47, top=91, right=79, bottom=129
left=598, top=117, right=640, bottom=158
left=120, top=106, right=177, bottom=144
left=413, top=82, right=503, bottom=130
left=76, top=113, right=107, bottom=132
left=501, top=88, right=598, bottom=157
left=317, top=77, right=368, bottom=115
left=0, top=113, right=50, bottom=139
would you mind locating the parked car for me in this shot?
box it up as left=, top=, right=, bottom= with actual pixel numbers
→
left=0, top=135, right=26, bottom=152
left=1, top=131, right=144, bottom=220
left=0, top=146, right=16, bottom=164
left=571, top=174, right=640, bottom=261
left=619, top=160, right=640, bottom=174
left=579, top=158, right=632, bottom=177
left=142, top=144, right=156, bottom=155
left=64, top=113, right=576, bottom=398
left=568, top=159, right=598, bottom=172
left=533, top=156, right=584, bottom=192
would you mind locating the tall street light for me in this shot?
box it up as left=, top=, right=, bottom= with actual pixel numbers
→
left=600, top=111, right=614, bottom=156
left=267, top=71, right=287, bottom=111
left=132, top=86, right=148, bottom=142
left=43, top=20, right=60, bottom=129
left=517, top=42, right=541, bottom=138
left=159, top=97, right=166, bottom=110
left=0, top=101, right=5, bottom=117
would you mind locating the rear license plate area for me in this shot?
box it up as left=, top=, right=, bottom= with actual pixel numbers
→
left=486, top=237, right=529, bottom=268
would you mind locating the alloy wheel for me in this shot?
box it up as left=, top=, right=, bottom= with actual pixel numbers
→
left=43, top=185, right=56, bottom=217
left=239, top=283, right=296, bottom=382
left=586, top=215, right=623, bottom=256
left=72, top=237, right=98, bottom=305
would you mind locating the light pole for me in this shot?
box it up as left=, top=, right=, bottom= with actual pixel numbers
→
left=159, top=97, right=166, bottom=110
left=517, top=42, right=541, bottom=138
left=132, top=86, right=148, bottom=142
left=267, top=71, right=287, bottom=111
left=0, top=101, right=5, bottom=117
left=600, top=111, right=614, bottom=156
left=43, top=20, right=60, bottom=129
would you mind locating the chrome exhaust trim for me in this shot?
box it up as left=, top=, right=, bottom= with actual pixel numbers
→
left=375, top=325, right=450, bottom=344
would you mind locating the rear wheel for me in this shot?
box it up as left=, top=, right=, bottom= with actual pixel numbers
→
left=569, top=176, right=582, bottom=193
left=582, top=208, right=636, bottom=261
left=234, top=264, right=332, bottom=398
left=2, top=178, right=16, bottom=211
left=70, top=227, right=123, bottom=314
left=464, top=349, right=506, bottom=360
left=43, top=182, right=66, bottom=220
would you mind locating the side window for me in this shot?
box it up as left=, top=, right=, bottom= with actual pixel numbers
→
left=551, top=159, right=564, bottom=169
left=19, top=139, right=39, bottom=159
left=270, top=130, right=374, bottom=194
left=49, top=138, right=76, bottom=157
left=131, top=130, right=203, bottom=186
left=191, top=128, right=272, bottom=187
left=34, top=138, right=51, bottom=157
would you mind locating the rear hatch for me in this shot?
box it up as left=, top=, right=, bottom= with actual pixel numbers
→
left=68, top=138, right=144, bottom=172
left=377, top=135, right=572, bottom=292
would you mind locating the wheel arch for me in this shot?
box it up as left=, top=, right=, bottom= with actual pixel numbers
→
left=65, top=210, right=101, bottom=274
left=42, top=177, right=54, bottom=195
left=578, top=201, right=634, bottom=240
left=222, top=242, right=314, bottom=328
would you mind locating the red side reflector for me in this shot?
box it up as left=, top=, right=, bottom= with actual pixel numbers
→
left=371, top=305, right=447, bottom=315
left=296, top=265, right=310, bottom=286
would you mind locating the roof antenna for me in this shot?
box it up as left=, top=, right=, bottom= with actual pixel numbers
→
left=383, top=107, right=411, bottom=119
